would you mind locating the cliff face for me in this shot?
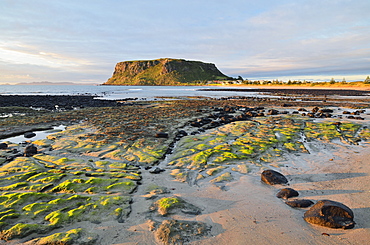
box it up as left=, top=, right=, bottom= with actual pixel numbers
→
left=104, top=58, right=229, bottom=85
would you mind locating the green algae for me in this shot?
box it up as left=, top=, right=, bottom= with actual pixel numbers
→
left=0, top=211, right=20, bottom=222
left=0, top=192, right=51, bottom=209
left=0, top=157, right=44, bottom=176
left=0, top=182, right=28, bottom=191
left=170, top=169, right=189, bottom=182
left=0, top=223, right=51, bottom=241
left=210, top=172, right=233, bottom=183
left=27, top=172, right=66, bottom=183
left=27, top=228, right=98, bottom=245
left=304, top=122, right=341, bottom=141
left=30, top=228, right=81, bottom=244
left=205, top=166, right=226, bottom=176
left=32, top=139, right=53, bottom=148
left=156, top=197, right=181, bottom=215
left=359, top=126, right=370, bottom=141
left=105, top=181, right=136, bottom=192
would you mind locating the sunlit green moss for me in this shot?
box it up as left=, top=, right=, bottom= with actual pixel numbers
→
left=30, top=228, right=85, bottom=244
left=156, top=197, right=181, bottom=215
left=0, top=223, right=51, bottom=240
left=210, top=172, right=233, bottom=183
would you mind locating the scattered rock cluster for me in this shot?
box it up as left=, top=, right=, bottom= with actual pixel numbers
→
left=0, top=95, right=120, bottom=111
left=261, top=169, right=355, bottom=229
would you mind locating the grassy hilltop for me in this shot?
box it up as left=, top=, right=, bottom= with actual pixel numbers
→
left=103, top=58, right=230, bottom=86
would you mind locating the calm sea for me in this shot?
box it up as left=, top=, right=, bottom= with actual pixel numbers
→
left=0, top=85, right=259, bottom=100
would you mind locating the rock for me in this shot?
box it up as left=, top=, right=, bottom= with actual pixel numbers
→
left=176, top=130, right=188, bottom=137
left=261, top=170, right=288, bottom=185
left=149, top=167, right=165, bottom=174
left=150, top=196, right=201, bottom=216
left=24, top=132, right=36, bottom=138
left=267, top=109, right=279, bottom=115
left=24, top=145, right=37, bottom=156
left=154, top=220, right=210, bottom=245
left=304, top=200, right=355, bottom=229
left=312, top=107, right=320, bottom=113
left=155, top=132, right=168, bottom=138
left=276, top=188, right=299, bottom=199
left=285, top=199, right=314, bottom=208
left=0, top=142, right=8, bottom=149
left=319, top=109, right=334, bottom=113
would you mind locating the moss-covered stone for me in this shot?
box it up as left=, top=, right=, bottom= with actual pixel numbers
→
left=0, top=223, right=51, bottom=241
left=210, top=172, right=233, bottom=183
left=25, top=228, right=98, bottom=245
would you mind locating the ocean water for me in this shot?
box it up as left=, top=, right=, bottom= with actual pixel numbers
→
left=0, top=85, right=259, bottom=100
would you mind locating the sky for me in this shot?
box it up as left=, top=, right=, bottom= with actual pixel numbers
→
left=0, top=0, right=369, bottom=84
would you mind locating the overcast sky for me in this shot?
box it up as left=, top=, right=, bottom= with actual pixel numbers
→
left=1, top=0, right=369, bottom=84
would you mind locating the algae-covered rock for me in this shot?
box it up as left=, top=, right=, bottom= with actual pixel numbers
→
left=231, top=164, right=249, bottom=174
left=143, top=184, right=169, bottom=200
left=154, top=219, right=211, bottom=245
left=210, top=172, right=233, bottom=183
left=0, top=223, right=51, bottom=241
left=24, top=228, right=98, bottom=245
left=304, top=200, right=355, bottom=229
left=150, top=196, right=201, bottom=216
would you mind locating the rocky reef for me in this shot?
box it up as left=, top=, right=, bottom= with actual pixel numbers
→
left=104, top=58, right=230, bottom=85
left=0, top=95, right=369, bottom=243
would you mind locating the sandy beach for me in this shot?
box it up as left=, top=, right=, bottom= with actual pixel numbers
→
left=0, top=89, right=369, bottom=244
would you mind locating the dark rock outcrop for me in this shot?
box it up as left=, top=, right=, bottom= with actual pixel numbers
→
left=304, top=200, right=355, bottom=229
left=104, top=58, right=229, bottom=85
left=261, top=170, right=288, bottom=185
left=285, top=199, right=314, bottom=208
left=276, top=188, right=299, bottom=199
left=0, top=143, right=7, bottom=150
left=24, top=145, right=37, bottom=156
left=24, top=132, right=36, bottom=138
left=155, top=132, right=169, bottom=138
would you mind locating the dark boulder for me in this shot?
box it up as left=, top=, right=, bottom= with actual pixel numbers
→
left=267, top=109, right=279, bottom=115
left=0, top=143, right=8, bottom=150
left=24, top=132, right=36, bottom=138
left=155, top=132, right=169, bottom=138
left=24, top=145, right=37, bottom=156
left=312, top=107, right=320, bottom=113
left=149, top=167, right=165, bottom=174
left=285, top=199, right=314, bottom=208
left=304, top=200, right=355, bottom=229
left=276, top=188, right=299, bottom=199
left=261, top=170, right=288, bottom=185
left=319, top=109, right=334, bottom=113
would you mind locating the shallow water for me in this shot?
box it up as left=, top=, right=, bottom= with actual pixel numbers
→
left=1, top=125, right=66, bottom=144
left=0, top=85, right=260, bottom=100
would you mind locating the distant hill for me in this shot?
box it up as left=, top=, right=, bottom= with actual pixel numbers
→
left=103, top=58, right=230, bottom=85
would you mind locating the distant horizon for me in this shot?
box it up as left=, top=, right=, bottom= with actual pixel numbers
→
left=0, top=75, right=367, bottom=86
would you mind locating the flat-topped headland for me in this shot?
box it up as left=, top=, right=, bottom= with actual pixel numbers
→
left=103, top=58, right=230, bottom=85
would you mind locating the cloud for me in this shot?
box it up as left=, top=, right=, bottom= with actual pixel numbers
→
left=0, top=0, right=369, bottom=83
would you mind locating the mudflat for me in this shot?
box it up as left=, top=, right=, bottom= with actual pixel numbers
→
left=0, top=89, right=369, bottom=244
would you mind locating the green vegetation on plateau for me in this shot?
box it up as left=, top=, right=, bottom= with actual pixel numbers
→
left=104, top=58, right=230, bottom=85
